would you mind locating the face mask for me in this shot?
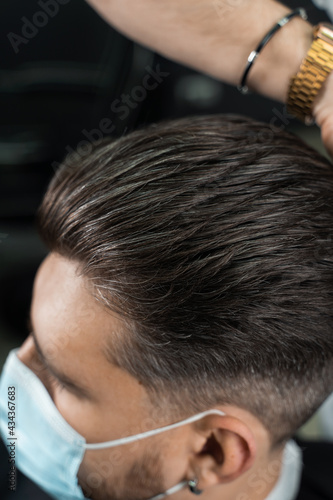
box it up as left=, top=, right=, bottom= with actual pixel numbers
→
left=0, top=348, right=225, bottom=500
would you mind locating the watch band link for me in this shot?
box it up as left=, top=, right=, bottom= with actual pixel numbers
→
left=287, top=29, right=333, bottom=124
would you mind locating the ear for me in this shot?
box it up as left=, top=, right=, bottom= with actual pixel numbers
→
left=187, top=414, right=257, bottom=489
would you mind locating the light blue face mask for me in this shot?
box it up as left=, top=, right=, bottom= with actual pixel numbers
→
left=0, top=348, right=225, bottom=500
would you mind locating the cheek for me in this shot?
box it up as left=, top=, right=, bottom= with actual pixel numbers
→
left=78, top=449, right=116, bottom=496
left=53, top=389, right=100, bottom=441
left=78, top=443, right=142, bottom=497
left=53, top=387, right=136, bottom=446
left=152, top=432, right=189, bottom=486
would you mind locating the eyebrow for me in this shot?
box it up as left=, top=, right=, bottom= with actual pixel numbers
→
left=27, top=312, right=92, bottom=400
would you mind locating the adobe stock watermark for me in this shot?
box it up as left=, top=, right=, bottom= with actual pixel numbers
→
left=213, top=0, right=248, bottom=18
left=51, top=64, right=170, bottom=171
left=81, top=401, right=183, bottom=499
left=7, top=0, right=71, bottom=54
left=236, top=442, right=301, bottom=500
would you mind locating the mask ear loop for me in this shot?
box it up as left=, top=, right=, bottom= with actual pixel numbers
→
left=147, top=480, right=188, bottom=500
left=147, top=478, right=203, bottom=500
left=84, top=409, right=225, bottom=450
left=89, top=410, right=224, bottom=500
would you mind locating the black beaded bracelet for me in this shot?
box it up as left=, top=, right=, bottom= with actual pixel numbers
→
left=238, top=7, right=308, bottom=94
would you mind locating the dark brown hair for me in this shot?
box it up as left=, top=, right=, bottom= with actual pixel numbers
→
left=37, top=114, right=333, bottom=447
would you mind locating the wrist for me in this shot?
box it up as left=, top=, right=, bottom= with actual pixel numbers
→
left=247, top=15, right=313, bottom=103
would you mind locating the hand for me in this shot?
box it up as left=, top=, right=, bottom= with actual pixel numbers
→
left=86, top=0, right=331, bottom=158
left=313, top=70, right=333, bottom=159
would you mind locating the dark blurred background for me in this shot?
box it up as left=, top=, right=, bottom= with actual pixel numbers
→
left=0, top=0, right=330, bottom=406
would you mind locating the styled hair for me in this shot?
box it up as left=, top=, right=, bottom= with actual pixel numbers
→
left=37, top=114, right=333, bottom=447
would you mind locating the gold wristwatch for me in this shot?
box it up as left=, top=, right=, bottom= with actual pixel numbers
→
left=287, top=23, right=333, bottom=125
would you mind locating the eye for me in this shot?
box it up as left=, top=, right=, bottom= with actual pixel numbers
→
left=52, top=377, right=67, bottom=393
left=32, top=343, right=67, bottom=392
left=32, top=346, right=49, bottom=375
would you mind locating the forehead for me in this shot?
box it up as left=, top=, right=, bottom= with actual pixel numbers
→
left=30, top=253, right=155, bottom=440
left=31, top=252, right=124, bottom=345
left=32, top=253, right=97, bottom=332
left=30, top=252, right=127, bottom=390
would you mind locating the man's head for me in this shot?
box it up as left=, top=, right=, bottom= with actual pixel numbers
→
left=19, top=114, right=333, bottom=499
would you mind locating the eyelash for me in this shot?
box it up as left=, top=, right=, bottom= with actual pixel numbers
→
left=33, top=346, right=67, bottom=392
left=52, top=378, right=67, bottom=392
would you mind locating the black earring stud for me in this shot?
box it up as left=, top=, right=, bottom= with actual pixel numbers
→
left=188, top=478, right=203, bottom=495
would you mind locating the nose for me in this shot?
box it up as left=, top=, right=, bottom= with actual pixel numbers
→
left=17, top=335, right=54, bottom=396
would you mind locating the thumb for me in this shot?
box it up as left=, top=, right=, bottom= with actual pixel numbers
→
left=312, top=71, right=333, bottom=160
left=319, top=114, right=333, bottom=160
